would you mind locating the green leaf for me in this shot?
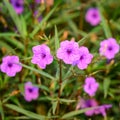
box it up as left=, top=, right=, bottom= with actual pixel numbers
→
left=0, top=33, right=19, bottom=37
left=46, top=12, right=80, bottom=29
left=59, top=98, right=75, bottom=103
left=35, top=84, right=50, bottom=93
left=97, top=3, right=112, bottom=38
left=54, top=25, right=60, bottom=52
left=61, top=107, right=98, bottom=119
left=7, top=116, right=29, bottom=120
left=30, top=5, right=58, bottom=38
left=4, top=37, right=24, bottom=51
left=0, top=101, right=4, bottom=120
left=52, top=101, right=58, bottom=115
left=5, top=104, right=46, bottom=120
left=3, top=0, right=27, bottom=38
left=19, top=15, right=27, bottom=37
left=0, top=40, right=15, bottom=54
left=68, top=20, right=87, bottom=37
left=103, top=78, right=111, bottom=98
left=21, top=63, right=55, bottom=80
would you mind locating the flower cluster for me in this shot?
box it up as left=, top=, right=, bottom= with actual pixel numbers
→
left=0, top=38, right=117, bottom=110
left=57, top=40, right=93, bottom=69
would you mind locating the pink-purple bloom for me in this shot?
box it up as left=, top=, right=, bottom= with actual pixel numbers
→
left=31, top=44, right=53, bottom=69
left=35, top=0, right=41, bottom=4
left=83, top=77, right=99, bottom=96
left=75, top=46, right=93, bottom=70
left=57, top=40, right=80, bottom=64
left=76, top=98, right=112, bottom=116
left=85, top=8, right=101, bottom=26
left=10, top=0, right=24, bottom=14
left=24, top=82, right=39, bottom=102
left=0, top=55, right=22, bottom=77
left=99, top=38, right=119, bottom=59
left=95, top=104, right=112, bottom=116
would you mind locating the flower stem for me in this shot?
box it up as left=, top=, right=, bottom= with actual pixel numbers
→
left=56, top=60, right=62, bottom=116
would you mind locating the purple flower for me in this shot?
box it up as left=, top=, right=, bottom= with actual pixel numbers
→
left=10, top=0, right=24, bottom=14
left=0, top=55, right=22, bottom=77
left=35, top=0, right=41, bottom=4
left=75, top=46, right=93, bottom=70
left=77, top=98, right=98, bottom=116
left=31, top=44, right=53, bottom=69
left=99, top=38, right=119, bottom=59
left=85, top=8, right=101, bottom=26
left=76, top=98, right=112, bottom=116
left=57, top=40, right=80, bottom=64
left=83, top=77, right=99, bottom=96
left=24, top=82, right=39, bottom=102
left=94, top=104, right=112, bottom=116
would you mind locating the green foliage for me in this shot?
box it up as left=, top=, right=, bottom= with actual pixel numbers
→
left=0, top=0, right=120, bottom=120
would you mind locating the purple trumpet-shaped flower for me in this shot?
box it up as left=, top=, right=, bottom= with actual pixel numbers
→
left=24, top=82, right=39, bottom=102
left=35, top=0, right=41, bottom=4
left=99, top=38, right=119, bottom=59
left=31, top=44, right=53, bottom=69
left=75, top=46, right=93, bottom=70
left=83, top=77, right=99, bottom=96
left=0, top=55, right=22, bottom=77
left=10, top=0, right=24, bottom=14
left=94, top=104, right=112, bottom=116
left=85, top=8, right=101, bottom=26
left=57, top=40, right=80, bottom=64
left=76, top=98, right=112, bottom=117
left=76, top=98, right=98, bottom=116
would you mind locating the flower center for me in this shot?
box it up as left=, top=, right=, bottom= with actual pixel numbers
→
left=8, top=63, right=13, bottom=67
left=92, top=13, right=97, bottom=18
left=15, top=2, right=21, bottom=7
left=86, top=100, right=92, bottom=107
left=88, top=83, right=91, bottom=89
left=108, top=46, right=113, bottom=51
left=67, top=49, right=72, bottom=54
left=41, top=53, right=46, bottom=58
left=28, top=88, right=33, bottom=93
left=80, top=55, right=84, bottom=60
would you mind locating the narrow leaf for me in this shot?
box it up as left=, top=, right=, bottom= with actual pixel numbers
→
left=0, top=33, right=19, bottom=37
left=103, top=78, right=111, bottom=98
left=61, top=107, right=98, bottom=119
left=54, top=25, right=60, bottom=52
left=52, top=101, right=58, bottom=114
left=21, top=63, right=55, bottom=80
left=97, top=3, right=112, bottom=38
left=5, top=104, right=46, bottom=120
left=30, top=5, right=58, bottom=38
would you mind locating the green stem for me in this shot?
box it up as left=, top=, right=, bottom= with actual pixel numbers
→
left=56, top=60, right=62, bottom=117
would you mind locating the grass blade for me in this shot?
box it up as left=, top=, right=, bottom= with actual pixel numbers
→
left=21, top=63, right=55, bottom=80
left=54, top=25, right=60, bottom=52
left=30, top=5, right=58, bottom=38
left=97, top=3, right=112, bottom=38
left=5, top=104, right=46, bottom=120
left=61, top=107, right=98, bottom=119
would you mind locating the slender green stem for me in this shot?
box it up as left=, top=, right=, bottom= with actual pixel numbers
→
left=56, top=60, right=62, bottom=117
